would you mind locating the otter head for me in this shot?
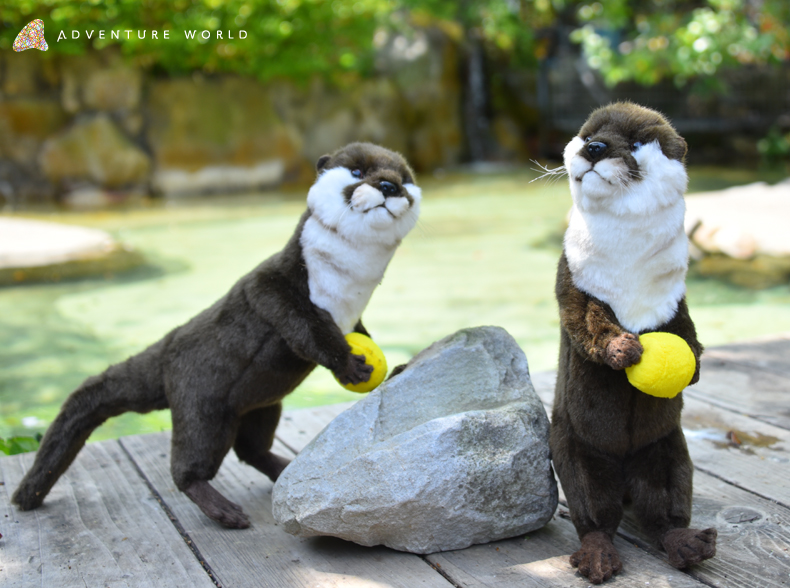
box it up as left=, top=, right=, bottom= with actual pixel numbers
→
left=564, top=102, right=688, bottom=216
left=306, top=142, right=421, bottom=245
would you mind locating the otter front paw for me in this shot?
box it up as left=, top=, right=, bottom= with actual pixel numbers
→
left=605, top=333, right=643, bottom=369
left=570, top=531, right=622, bottom=584
left=661, top=527, right=717, bottom=569
left=387, top=364, right=407, bottom=380
left=334, top=353, right=373, bottom=385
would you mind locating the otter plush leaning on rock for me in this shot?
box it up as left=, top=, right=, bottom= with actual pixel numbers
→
left=13, top=142, right=421, bottom=529
left=550, top=102, right=717, bottom=584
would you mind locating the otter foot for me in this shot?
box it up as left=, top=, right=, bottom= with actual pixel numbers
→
left=570, top=531, right=622, bottom=584
left=605, top=333, right=643, bottom=370
left=661, top=527, right=717, bottom=569
left=183, top=480, right=250, bottom=529
left=12, top=476, right=49, bottom=511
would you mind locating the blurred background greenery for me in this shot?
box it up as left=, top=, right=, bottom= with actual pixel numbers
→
left=1, top=0, right=789, bottom=445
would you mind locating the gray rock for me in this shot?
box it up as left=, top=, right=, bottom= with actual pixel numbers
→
left=39, top=114, right=150, bottom=188
left=272, top=326, right=557, bottom=554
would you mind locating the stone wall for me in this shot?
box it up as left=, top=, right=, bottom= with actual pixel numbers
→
left=1, top=27, right=515, bottom=207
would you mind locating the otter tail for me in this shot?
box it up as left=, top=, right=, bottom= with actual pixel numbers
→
left=12, top=339, right=169, bottom=510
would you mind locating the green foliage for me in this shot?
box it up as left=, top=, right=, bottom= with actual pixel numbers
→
left=0, top=435, right=41, bottom=455
left=0, top=0, right=395, bottom=82
left=571, top=0, right=790, bottom=87
left=1, top=0, right=787, bottom=86
left=0, top=0, right=568, bottom=80
left=402, top=0, right=564, bottom=67
left=758, top=127, right=790, bottom=167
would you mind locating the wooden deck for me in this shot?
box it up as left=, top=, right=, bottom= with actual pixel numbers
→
left=2, top=335, right=790, bottom=587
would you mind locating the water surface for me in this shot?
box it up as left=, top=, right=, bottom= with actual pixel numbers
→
left=2, top=167, right=788, bottom=441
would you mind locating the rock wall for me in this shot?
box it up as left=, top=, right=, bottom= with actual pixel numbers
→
left=1, top=27, right=520, bottom=206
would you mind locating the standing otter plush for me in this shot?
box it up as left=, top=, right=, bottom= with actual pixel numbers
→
left=13, top=142, right=421, bottom=529
left=550, top=103, right=716, bottom=584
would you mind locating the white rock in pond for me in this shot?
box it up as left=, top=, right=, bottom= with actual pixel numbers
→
left=272, top=326, right=557, bottom=554
left=0, top=217, right=116, bottom=269
left=685, top=180, right=790, bottom=259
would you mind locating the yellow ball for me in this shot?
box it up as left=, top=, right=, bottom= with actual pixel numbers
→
left=625, top=332, right=695, bottom=399
left=337, top=333, right=388, bottom=393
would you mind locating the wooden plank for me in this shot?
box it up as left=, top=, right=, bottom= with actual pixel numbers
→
left=121, top=431, right=454, bottom=588
left=617, top=469, right=790, bottom=588
left=529, top=370, right=556, bottom=407
left=0, top=440, right=216, bottom=588
left=425, top=515, right=706, bottom=588
left=704, top=334, right=790, bottom=378
left=685, top=358, right=790, bottom=431
left=277, top=401, right=356, bottom=453
left=682, top=396, right=790, bottom=507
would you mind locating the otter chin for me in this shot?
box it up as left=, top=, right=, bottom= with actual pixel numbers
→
left=551, top=103, right=717, bottom=585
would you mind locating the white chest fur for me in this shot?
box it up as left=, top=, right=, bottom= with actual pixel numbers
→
left=564, top=140, right=690, bottom=333
left=300, top=216, right=396, bottom=334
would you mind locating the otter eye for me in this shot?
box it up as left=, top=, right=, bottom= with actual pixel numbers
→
left=583, top=136, right=591, bottom=143
left=351, top=169, right=362, bottom=179
left=632, top=141, right=643, bottom=151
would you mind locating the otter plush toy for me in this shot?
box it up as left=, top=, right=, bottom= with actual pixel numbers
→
left=13, top=142, right=421, bottom=529
left=550, top=102, right=716, bottom=584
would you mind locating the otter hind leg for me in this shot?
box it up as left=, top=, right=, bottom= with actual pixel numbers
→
left=550, top=416, right=626, bottom=583
left=625, top=427, right=717, bottom=568
left=13, top=356, right=167, bottom=511
left=169, top=405, right=251, bottom=529
left=233, top=403, right=290, bottom=482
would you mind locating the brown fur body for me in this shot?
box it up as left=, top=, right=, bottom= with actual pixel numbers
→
left=551, top=103, right=717, bottom=583
left=13, top=143, right=417, bottom=529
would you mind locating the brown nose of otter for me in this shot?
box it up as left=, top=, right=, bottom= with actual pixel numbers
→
left=586, top=141, right=608, bottom=159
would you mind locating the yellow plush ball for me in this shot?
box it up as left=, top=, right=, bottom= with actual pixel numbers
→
left=336, top=333, right=388, bottom=393
left=625, top=332, right=695, bottom=399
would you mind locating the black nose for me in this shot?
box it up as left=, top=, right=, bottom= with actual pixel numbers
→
left=586, top=141, right=608, bottom=158
left=379, top=181, right=398, bottom=196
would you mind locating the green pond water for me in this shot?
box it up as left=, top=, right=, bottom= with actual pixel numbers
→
left=2, top=167, right=789, bottom=442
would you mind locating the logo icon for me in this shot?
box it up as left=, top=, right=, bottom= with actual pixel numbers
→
left=13, top=19, right=49, bottom=52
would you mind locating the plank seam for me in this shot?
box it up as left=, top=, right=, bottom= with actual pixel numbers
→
left=691, top=464, right=790, bottom=511
left=704, top=357, right=790, bottom=379
left=117, top=439, right=224, bottom=588
left=420, top=555, right=463, bottom=588
left=273, top=434, right=299, bottom=456
left=684, top=390, right=790, bottom=432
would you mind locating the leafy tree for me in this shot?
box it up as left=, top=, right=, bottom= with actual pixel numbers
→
left=571, top=0, right=790, bottom=87
left=0, top=0, right=394, bottom=82
left=1, top=0, right=787, bottom=87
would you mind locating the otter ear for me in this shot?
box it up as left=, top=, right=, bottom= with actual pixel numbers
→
left=316, top=155, right=331, bottom=171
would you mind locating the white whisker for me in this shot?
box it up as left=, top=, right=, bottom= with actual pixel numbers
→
left=529, top=160, right=568, bottom=184
left=335, top=200, right=354, bottom=225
